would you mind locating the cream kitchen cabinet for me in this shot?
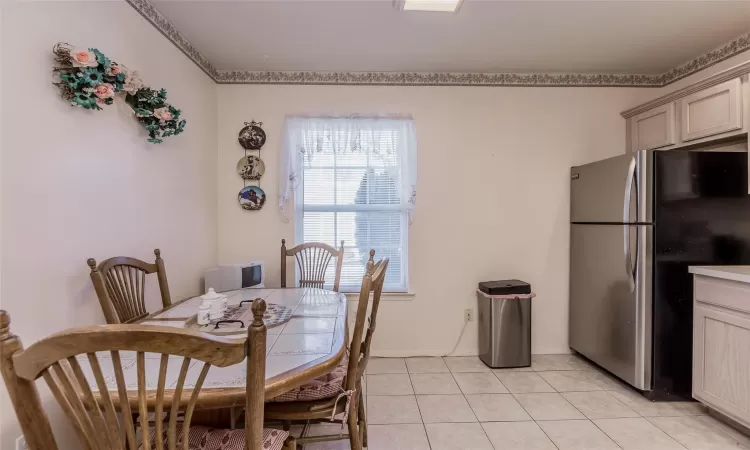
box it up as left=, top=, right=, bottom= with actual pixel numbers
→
left=623, top=62, right=750, bottom=153
left=631, top=103, right=677, bottom=151
left=690, top=266, right=750, bottom=428
left=680, top=78, right=743, bottom=142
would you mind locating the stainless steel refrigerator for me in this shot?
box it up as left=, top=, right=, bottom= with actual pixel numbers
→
left=570, top=149, right=750, bottom=399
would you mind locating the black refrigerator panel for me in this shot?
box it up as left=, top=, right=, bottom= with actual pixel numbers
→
left=653, top=150, right=750, bottom=399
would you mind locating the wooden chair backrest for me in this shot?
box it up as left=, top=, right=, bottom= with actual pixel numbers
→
left=281, top=240, right=345, bottom=292
left=0, top=301, right=269, bottom=450
left=88, top=249, right=172, bottom=324
left=345, top=250, right=389, bottom=391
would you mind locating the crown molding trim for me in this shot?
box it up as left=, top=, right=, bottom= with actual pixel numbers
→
left=213, top=71, right=662, bottom=87
left=621, top=60, right=750, bottom=118
left=661, top=31, right=750, bottom=86
left=126, top=0, right=219, bottom=80
left=126, top=0, right=749, bottom=88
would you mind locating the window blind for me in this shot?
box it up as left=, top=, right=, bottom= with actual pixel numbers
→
left=287, top=117, right=416, bottom=292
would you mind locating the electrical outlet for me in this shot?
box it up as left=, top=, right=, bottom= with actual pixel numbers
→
left=16, top=436, right=28, bottom=450
left=464, top=308, right=474, bottom=322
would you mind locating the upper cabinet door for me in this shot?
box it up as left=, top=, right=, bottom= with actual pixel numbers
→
left=681, top=78, right=743, bottom=142
left=631, top=103, right=676, bottom=151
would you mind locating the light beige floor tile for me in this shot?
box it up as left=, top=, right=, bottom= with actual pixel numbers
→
left=409, top=373, right=461, bottom=394
left=302, top=438, right=351, bottom=449
left=424, top=423, right=494, bottom=450
left=538, top=370, right=603, bottom=392
left=416, top=394, right=478, bottom=423
left=367, top=424, right=431, bottom=450
left=367, top=395, right=422, bottom=424
left=465, top=394, right=531, bottom=421
left=496, top=372, right=556, bottom=393
left=367, top=373, right=414, bottom=395
left=303, top=424, right=351, bottom=450
left=367, top=358, right=407, bottom=374
left=697, top=415, right=750, bottom=447
left=538, top=419, right=620, bottom=450
left=648, top=416, right=749, bottom=450
left=405, top=357, right=450, bottom=373
left=493, top=366, right=534, bottom=374
left=594, top=417, right=686, bottom=450
left=578, top=368, right=629, bottom=390
left=567, top=355, right=598, bottom=371
left=563, top=391, right=639, bottom=419
left=453, top=372, right=509, bottom=394
left=481, top=421, right=557, bottom=450
left=609, top=389, right=689, bottom=417
left=514, top=393, right=585, bottom=420
left=675, top=401, right=710, bottom=416
left=531, top=354, right=577, bottom=371
left=444, top=356, right=491, bottom=373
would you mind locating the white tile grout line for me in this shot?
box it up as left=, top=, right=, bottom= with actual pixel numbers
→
left=408, top=372, right=432, bottom=450
left=363, top=357, right=750, bottom=449
left=363, top=356, right=741, bottom=450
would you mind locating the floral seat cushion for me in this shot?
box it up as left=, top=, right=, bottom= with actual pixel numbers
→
left=144, top=425, right=289, bottom=450
left=269, top=356, right=348, bottom=402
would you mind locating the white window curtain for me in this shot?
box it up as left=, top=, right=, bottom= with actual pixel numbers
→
left=279, top=116, right=417, bottom=292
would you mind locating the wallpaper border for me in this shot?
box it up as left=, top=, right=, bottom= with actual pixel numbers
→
left=126, top=0, right=750, bottom=88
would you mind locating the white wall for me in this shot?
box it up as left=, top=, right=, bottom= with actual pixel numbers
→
left=0, top=2, right=218, bottom=448
left=217, top=84, right=653, bottom=358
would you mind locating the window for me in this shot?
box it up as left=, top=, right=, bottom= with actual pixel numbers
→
left=280, top=117, right=417, bottom=292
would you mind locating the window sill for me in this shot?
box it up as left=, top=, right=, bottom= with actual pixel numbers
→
left=343, top=291, right=416, bottom=301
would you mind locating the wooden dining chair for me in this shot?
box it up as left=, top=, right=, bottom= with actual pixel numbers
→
left=280, top=239, right=345, bottom=292
left=0, top=301, right=295, bottom=450
left=87, top=248, right=172, bottom=324
left=266, top=250, right=389, bottom=450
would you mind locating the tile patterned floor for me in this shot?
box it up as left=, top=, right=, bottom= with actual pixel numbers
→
left=297, top=354, right=750, bottom=450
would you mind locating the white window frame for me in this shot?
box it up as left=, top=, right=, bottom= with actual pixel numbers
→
left=289, top=118, right=415, bottom=293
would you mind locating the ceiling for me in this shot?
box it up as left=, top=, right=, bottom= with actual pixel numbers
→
left=151, top=0, right=750, bottom=74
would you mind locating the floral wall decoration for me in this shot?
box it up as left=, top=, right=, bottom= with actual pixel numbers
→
left=53, top=43, right=186, bottom=144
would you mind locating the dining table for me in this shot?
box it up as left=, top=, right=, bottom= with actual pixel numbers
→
left=82, top=287, right=348, bottom=411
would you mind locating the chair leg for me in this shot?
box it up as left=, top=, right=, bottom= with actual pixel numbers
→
left=282, top=420, right=291, bottom=432
left=282, top=436, right=296, bottom=450
left=358, top=390, right=368, bottom=447
left=348, top=396, right=363, bottom=450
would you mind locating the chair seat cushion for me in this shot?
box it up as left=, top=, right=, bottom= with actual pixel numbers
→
left=144, top=425, right=289, bottom=450
left=269, top=356, right=348, bottom=403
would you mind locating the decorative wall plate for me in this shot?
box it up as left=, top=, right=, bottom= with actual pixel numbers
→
left=238, top=120, right=266, bottom=150
left=237, top=155, right=266, bottom=180
left=238, top=185, right=266, bottom=211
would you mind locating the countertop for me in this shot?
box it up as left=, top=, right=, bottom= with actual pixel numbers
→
left=689, top=266, right=750, bottom=284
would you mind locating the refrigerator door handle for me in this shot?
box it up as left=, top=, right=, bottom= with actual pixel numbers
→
left=623, top=156, right=636, bottom=291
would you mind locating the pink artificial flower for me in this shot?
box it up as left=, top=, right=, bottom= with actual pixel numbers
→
left=153, top=107, right=173, bottom=122
left=110, top=64, right=121, bottom=75
left=94, top=83, right=115, bottom=99
left=71, top=49, right=98, bottom=68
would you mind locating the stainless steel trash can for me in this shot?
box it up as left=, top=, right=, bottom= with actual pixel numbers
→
left=477, top=280, right=534, bottom=369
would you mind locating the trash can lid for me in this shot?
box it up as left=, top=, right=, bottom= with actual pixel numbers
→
left=478, top=279, right=531, bottom=295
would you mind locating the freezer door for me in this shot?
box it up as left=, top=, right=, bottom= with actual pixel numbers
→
left=571, top=150, right=652, bottom=224
left=569, top=223, right=652, bottom=390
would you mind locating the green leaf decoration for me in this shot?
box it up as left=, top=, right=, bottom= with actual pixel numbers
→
left=53, top=43, right=186, bottom=143
left=80, top=67, right=103, bottom=86
left=91, top=48, right=111, bottom=68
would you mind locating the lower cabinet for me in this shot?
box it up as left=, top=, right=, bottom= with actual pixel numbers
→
left=693, top=299, right=750, bottom=425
